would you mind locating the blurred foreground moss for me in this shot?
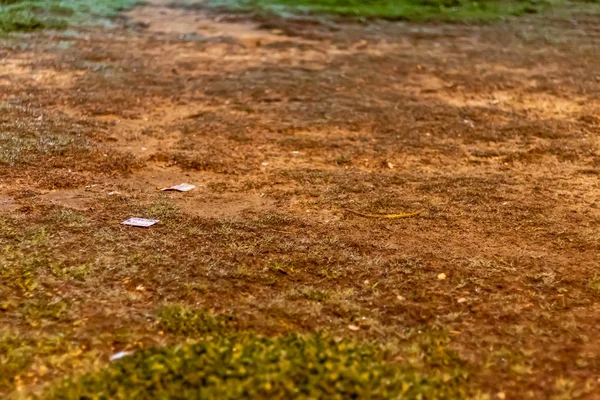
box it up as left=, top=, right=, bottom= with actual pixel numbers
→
left=44, top=306, right=472, bottom=399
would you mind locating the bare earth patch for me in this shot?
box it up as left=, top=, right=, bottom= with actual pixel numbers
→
left=1, top=1, right=600, bottom=398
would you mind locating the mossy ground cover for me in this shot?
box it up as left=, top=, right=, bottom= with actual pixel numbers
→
left=209, top=0, right=562, bottom=21
left=0, top=208, right=475, bottom=399
left=46, top=310, right=471, bottom=400
left=0, top=0, right=137, bottom=33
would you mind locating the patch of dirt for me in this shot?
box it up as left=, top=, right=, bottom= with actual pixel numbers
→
left=41, top=189, right=95, bottom=211
left=177, top=192, right=273, bottom=218
left=127, top=6, right=306, bottom=47
left=406, top=73, right=594, bottom=120
left=2, top=1, right=600, bottom=398
left=0, top=56, right=82, bottom=92
left=0, top=193, right=18, bottom=213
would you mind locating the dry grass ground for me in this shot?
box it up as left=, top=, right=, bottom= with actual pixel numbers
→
left=1, top=0, right=600, bottom=398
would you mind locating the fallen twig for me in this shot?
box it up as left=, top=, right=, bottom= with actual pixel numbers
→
left=344, top=208, right=422, bottom=219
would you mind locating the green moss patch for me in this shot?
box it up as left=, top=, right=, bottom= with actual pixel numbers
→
left=210, top=0, right=562, bottom=21
left=45, top=331, right=471, bottom=399
left=0, top=0, right=137, bottom=33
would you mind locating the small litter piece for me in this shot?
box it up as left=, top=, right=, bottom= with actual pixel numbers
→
left=160, top=183, right=196, bottom=192
left=348, top=324, right=360, bottom=332
left=121, top=218, right=159, bottom=228
left=463, top=119, right=475, bottom=128
left=437, top=273, right=447, bottom=281
left=110, top=350, right=135, bottom=361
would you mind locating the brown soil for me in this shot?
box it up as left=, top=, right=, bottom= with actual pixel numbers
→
left=2, top=1, right=600, bottom=398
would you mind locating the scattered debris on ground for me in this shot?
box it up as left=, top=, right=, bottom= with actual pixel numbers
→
left=121, top=218, right=160, bottom=228
left=160, top=183, right=196, bottom=192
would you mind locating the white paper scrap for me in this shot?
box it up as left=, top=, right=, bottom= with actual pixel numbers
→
left=121, top=218, right=159, bottom=228
left=161, top=183, right=196, bottom=192
left=110, top=350, right=135, bottom=361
